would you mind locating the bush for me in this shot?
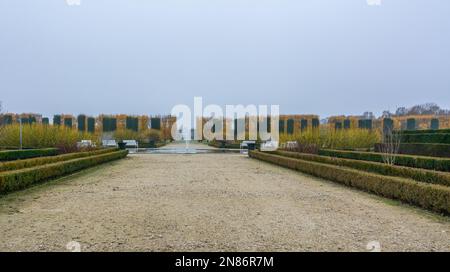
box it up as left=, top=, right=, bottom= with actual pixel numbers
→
left=0, top=123, right=98, bottom=153
left=208, top=140, right=241, bottom=149
left=0, top=148, right=117, bottom=172
left=0, top=150, right=128, bottom=194
left=113, top=128, right=162, bottom=144
left=318, top=149, right=450, bottom=172
left=0, top=148, right=58, bottom=161
left=375, top=143, right=450, bottom=158
left=280, top=128, right=380, bottom=150
left=400, top=133, right=450, bottom=144
left=401, top=129, right=450, bottom=134
left=249, top=151, right=450, bottom=214
left=272, top=150, right=450, bottom=186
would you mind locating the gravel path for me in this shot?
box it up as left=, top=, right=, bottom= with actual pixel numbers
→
left=1, top=143, right=450, bottom=251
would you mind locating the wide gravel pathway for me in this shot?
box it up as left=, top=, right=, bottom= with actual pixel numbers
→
left=1, top=143, right=449, bottom=251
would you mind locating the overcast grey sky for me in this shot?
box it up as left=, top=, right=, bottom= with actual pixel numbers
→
left=0, top=0, right=449, bottom=118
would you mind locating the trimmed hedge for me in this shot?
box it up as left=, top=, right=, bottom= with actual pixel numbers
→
left=208, top=141, right=241, bottom=149
left=0, top=148, right=118, bottom=172
left=272, top=150, right=450, bottom=187
left=401, top=128, right=450, bottom=135
left=400, top=133, right=450, bottom=144
left=0, top=150, right=128, bottom=194
left=0, top=148, right=59, bottom=161
left=375, top=143, right=450, bottom=158
left=249, top=151, right=450, bottom=214
left=318, top=149, right=450, bottom=172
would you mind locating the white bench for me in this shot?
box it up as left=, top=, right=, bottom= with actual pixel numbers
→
left=123, top=140, right=139, bottom=152
left=286, top=141, right=298, bottom=150
left=77, top=140, right=96, bottom=148
left=240, top=140, right=256, bottom=154
left=260, top=141, right=279, bottom=152
left=102, top=140, right=117, bottom=147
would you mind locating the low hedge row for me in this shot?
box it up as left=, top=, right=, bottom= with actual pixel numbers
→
left=250, top=151, right=450, bottom=214
left=375, top=143, right=450, bottom=158
left=0, top=148, right=118, bottom=172
left=401, top=129, right=450, bottom=135
left=400, top=133, right=450, bottom=144
left=318, top=149, right=450, bottom=172
left=0, top=148, right=59, bottom=161
left=208, top=141, right=241, bottom=149
left=272, top=150, right=450, bottom=187
left=0, top=150, right=128, bottom=194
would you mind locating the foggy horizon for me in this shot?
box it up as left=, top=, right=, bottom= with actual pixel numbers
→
left=1, top=0, right=449, bottom=118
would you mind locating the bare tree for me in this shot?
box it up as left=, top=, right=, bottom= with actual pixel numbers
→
left=0, top=101, right=4, bottom=144
left=379, top=127, right=401, bottom=165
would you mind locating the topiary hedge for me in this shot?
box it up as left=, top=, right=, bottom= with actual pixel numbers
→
left=318, top=149, right=450, bottom=172
left=0, top=148, right=59, bottom=161
left=208, top=141, right=241, bottom=149
left=0, top=150, right=128, bottom=194
left=271, top=150, right=450, bottom=187
left=375, top=143, right=450, bottom=158
left=249, top=151, right=450, bottom=214
left=400, top=133, right=450, bottom=144
left=0, top=148, right=118, bottom=172
left=400, top=128, right=450, bottom=135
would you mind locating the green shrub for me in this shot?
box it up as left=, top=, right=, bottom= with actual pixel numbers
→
left=407, top=118, right=416, bottom=130
left=375, top=143, right=450, bottom=158
left=151, top=118, right=161, bottom=130
left=87, top=117, right=95, bottom=133
left=401, top=129, right=450, bottom=134
left=272, top=150, right=450, bottom=186
left=249, top=151, right=450, bottom=214
left=0, top=148, right=58, bottom=161
left=318, top=149, right=450, bottom=172
left=0, top=148, right=117, bottom=172
left=126, top=117, right=139, bottom=132
left=208, top=140, right=241, bottom=149
left=0, top=150, right=128, bottom=194
left=400, top=133, right=450, bottom=144
left=77, top=115, right=86, bottom=132
left=280, top=128, right=380, bottom=150
left=0, top=123, right=98, bottom=153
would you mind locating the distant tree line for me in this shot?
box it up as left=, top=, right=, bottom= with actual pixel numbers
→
left=383, top=103, right=450, bottom=118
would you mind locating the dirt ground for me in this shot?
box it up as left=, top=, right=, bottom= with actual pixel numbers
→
left=1, top=143, right=450, bottom=252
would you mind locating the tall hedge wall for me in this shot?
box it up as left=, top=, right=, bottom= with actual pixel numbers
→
left=126, top=117, right=139, bottom=132
left=407, top=118, right=416, bottom=130
left=102, top=117, right=117, bottom=132
left=151, top=118, right=161, bottom=130
left=64, top=118, right=73, bottom=128
left=286, top=119, right=294, bottom=134
left=358, top=119, right=372, bottom=129
left=279, top=120, right=285, bottom=133
left=53, top=115, right=61, bottom=126
left=431, top=119, right=440, bottom=130
left=343, top=119, right=351, bottom=129
left=77, top=115, right=86, bottom=132
left=87, top=117, right=95, bottom=133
